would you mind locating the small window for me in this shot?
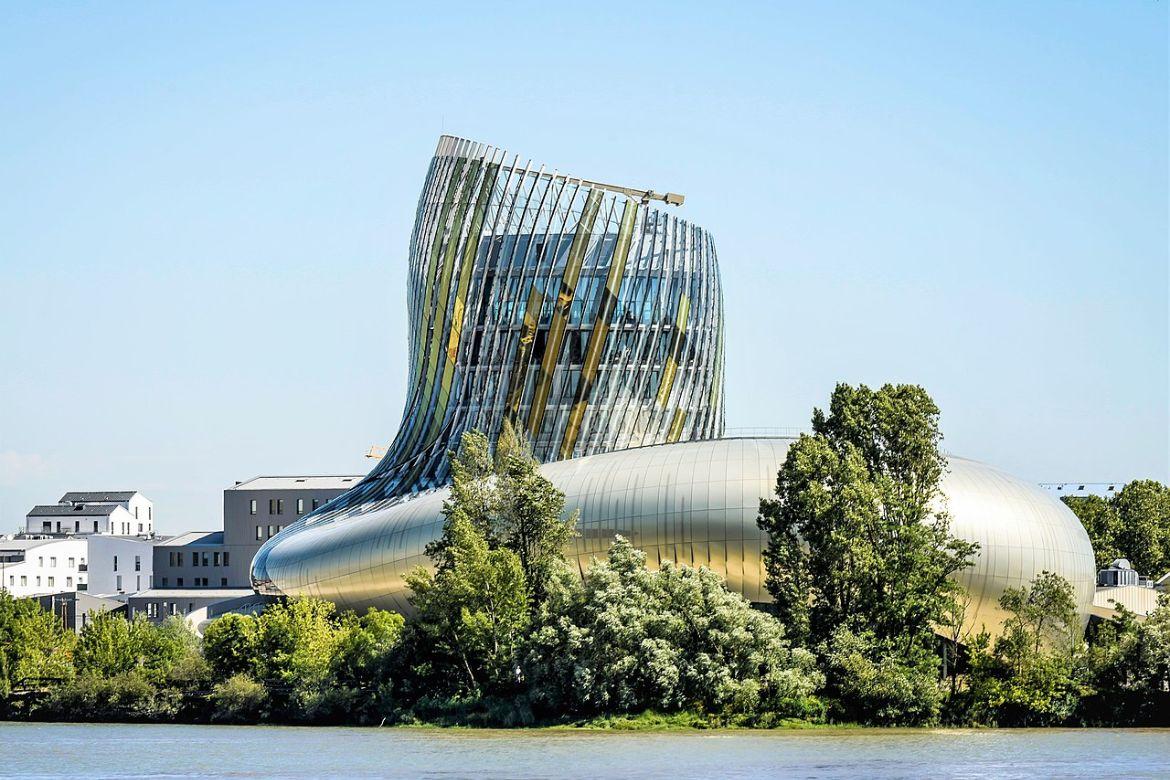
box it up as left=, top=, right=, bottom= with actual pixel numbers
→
left=74, top=521, right=79, bottom=532
left=47, top=576, right=55, bottom=587
left=162, top=577, right=168, bottom=586
left=36, top=576, right=41, bottom=586
left=38, top=557, right=43, bottom=566
left=50, top=557, right=56, bottom=567
left=223, top=551, right=230, bottom=566
left=192, top=554, right=199, bottom=568
left=202, top=552, right=209, bottom=567
left=1078, top=485, right=1085, bottom=491
left=268, top=499, right=275, bottom=515
left=177, top=577, right=184, bottom=587
left=276, top=499, right=284, bottom=515
left=68, top=557, right=75, bottom=568
left=169, top=552, right=175, bottom=567
left=20, top=576, right=27, bottom=586
left=213, top=552, right=221, bottom=567
left=113, top=555, right=118, bottom=572
left=176, top=551, right=184, bottom=567
left=250, top=499, right=258, bottom=515
left=297, top=498, right=305, bottom=514
left=135, top=555, right=141, bottom=572
left=220, top=577, right=227, bottom=587
left=268, top=525, right=276, bottom=538
left=116, top=575, right=122, bottom=592
left=312, top=498, right=320, bottom=510
left=66, top=576, right=73, bottom=587
left=256, top=525, right=263, bottom=540
left=138, top=523, right=143, bottom=533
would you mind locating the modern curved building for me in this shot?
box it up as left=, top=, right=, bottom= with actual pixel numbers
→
left=252, top=135, right=1097, bottom=634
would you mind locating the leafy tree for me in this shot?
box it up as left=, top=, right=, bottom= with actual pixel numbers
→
left=429, top=425, right=577, bottom=612
left=1062, top=495, right=1122, bottom=570
left=251, top=598, right=346, bottom=717
left=820, top=625, right=942, bottom=724
left=405, top=513, right=530, bottom=699
left=202, top=612, right=259, bottom=681
left=493, top=421, right=578, bottom=606
left=963, top=571, right=1082, bottom=725
left=209, top=673, right=268, bottom=723
left=1080, top=596, right=1170, bottom=725
left=0, top=593, right=75, bottom=696
left=1113, top=480, right=1170, bottom=577
left=1063, top=480, right=1170, bottom=576
left=757, top=383, right=977, bottom=723
left=525, top=536, right=823, bottom=721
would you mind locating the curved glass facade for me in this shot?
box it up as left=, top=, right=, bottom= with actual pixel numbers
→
left=343, top=135, right=722, bottom=508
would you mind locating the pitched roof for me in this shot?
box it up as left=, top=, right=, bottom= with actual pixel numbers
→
left=59, top=491, right=140, bottom=503
left=27, top=503, right=122, bottom=517
left=155, top=531, right=223, bottom=547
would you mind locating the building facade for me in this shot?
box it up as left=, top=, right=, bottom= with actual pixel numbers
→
left=25, top=491, right=154, bottom=537
left=252, top=135, right=1097, bottom=635
left=0, top=534, right=153, bottom=598
left=136, top=476, right=360, bottom=622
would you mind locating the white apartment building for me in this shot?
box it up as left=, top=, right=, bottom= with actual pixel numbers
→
left=25, top=491, right=155, bottom=537
left=0, top=534, right=154, bottom=598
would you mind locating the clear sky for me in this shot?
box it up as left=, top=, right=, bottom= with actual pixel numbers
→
left=1, top=2, right=1166, bottom=534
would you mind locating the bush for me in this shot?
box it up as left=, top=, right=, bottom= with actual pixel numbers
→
left=209, top=674, right=268, bottom=723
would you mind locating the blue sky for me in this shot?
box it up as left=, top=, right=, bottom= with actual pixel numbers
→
left=1, top=2, right=1166, bottom=534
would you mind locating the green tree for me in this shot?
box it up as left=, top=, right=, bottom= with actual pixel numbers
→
left=406, top=513, right=530, bottom=699
left=0, top=593, right=75, bottom=697
left=1113, top=480, right=1170, bottom=577
left=202, top=613, right=259, bottom=681
left=526, top=536, right=824, bottom=721
left=1081, top=596, right=1170, bottom=725
left=430, top=425, right=578, bottom=611
left=252, top=598, right=346, bottom=717
left=963, top=571, right=1082, bottom=726
left=1063, top=480, right=1170, bottom=577
left=757, top=383, right=977, bottom=723
left=1062, top=494, right=1122, bottom=570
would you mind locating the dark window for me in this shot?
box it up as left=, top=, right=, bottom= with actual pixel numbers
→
left=177, top=578, right=184, bottom=587
left=134, top=555, right=141, bottom=572
left=177, top=551, right=184, bottom=567
left=268, top=499, right=275, bottom=515
left=223, top=552, right=230, bottom=566
left=277, top=499, right=284, bottom=515
left=113, top=555, right=118, bottom=572
left=213, top=552, right=221, bottom=566
left=202, top=553, right=209, bottom=567
left=312, top=498, right=320, bottom=510
left=221, top=577, right=227, bottom=587
left=162, top=577, right=168, bottom=586
left=192, top=554, right=199, bottom=567
left=250, top=499, right=257, bottom=515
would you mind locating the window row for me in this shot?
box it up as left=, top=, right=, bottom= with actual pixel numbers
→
left=248, top=498, right=323, bottom=516
left=256, top=524, right=285, bottom=540
left=167, top=550, right=230, bottom=568
left=158, top=576, right=228, bottom=588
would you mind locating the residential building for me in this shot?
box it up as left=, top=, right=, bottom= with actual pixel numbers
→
left=0, top=533, right=153, bottom=597
left=34, top=591, right=126, bottom=631
left=25, top=491, right=154, bottom=537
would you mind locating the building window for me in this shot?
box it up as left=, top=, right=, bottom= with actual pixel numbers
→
left=93, top=521, right=98, bottom=532
left=149, top=507, right=152, bottom=521
left=223, top=552, right=230, bottom=566
left=268, top=499, right=275, bottom=515
left=47, top=577, right=55, bottom=587
left=213, top=552, right=221, bottom=567
left=50, top=557, right=56, bottom=567
left=116, top=575, right=122, bottom=591
left=135, top=555, right=141, bottom=572
left=202, top=552, right=209, bottom=567
left=177, top=577, right=184, bottom=587
left=162, top=577, right=168, bottom=586
left=135, top=506, right=139, bottom=519
left=66, top=577, right=72, bottom=587
left=169, top=552, right=175, bottom=566
left=256, top=525, right=263, bottom=540
left=20, top=576, right=26, bottom=586
left=192, top=553, right=199, bottom=568
left=221, top=577, right=227, bottom=587
left=277, top=499, right=284, bottom=515
left=74, top=520, right=79, bottom=532
left=68, top=557, right=75, bottom=568
left=312, top=498, right=320, bottom=510
left=148, top=602, right=158, bottom=618
left=138, top=523, right=143, bottom=533
left=268, top=525, right=275, bottom=538
left=38, top=557, right=43, bottom=566
left=297, top=498, right=305, bottom=514
left=113, top=555, right=118, bottom=572
left=136, top=575, right=141, bottom=590
left=250, top=499, right=258, bottom=515
left=36, top=577, right=41, bottom=586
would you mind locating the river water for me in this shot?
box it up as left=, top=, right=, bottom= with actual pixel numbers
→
left=0, top=722, right=1167, bottom=779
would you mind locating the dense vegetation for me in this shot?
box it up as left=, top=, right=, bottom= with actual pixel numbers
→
left=1, top=391, right=1167, bottom=727
left=1063, top=480, right=1170, bottom=575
